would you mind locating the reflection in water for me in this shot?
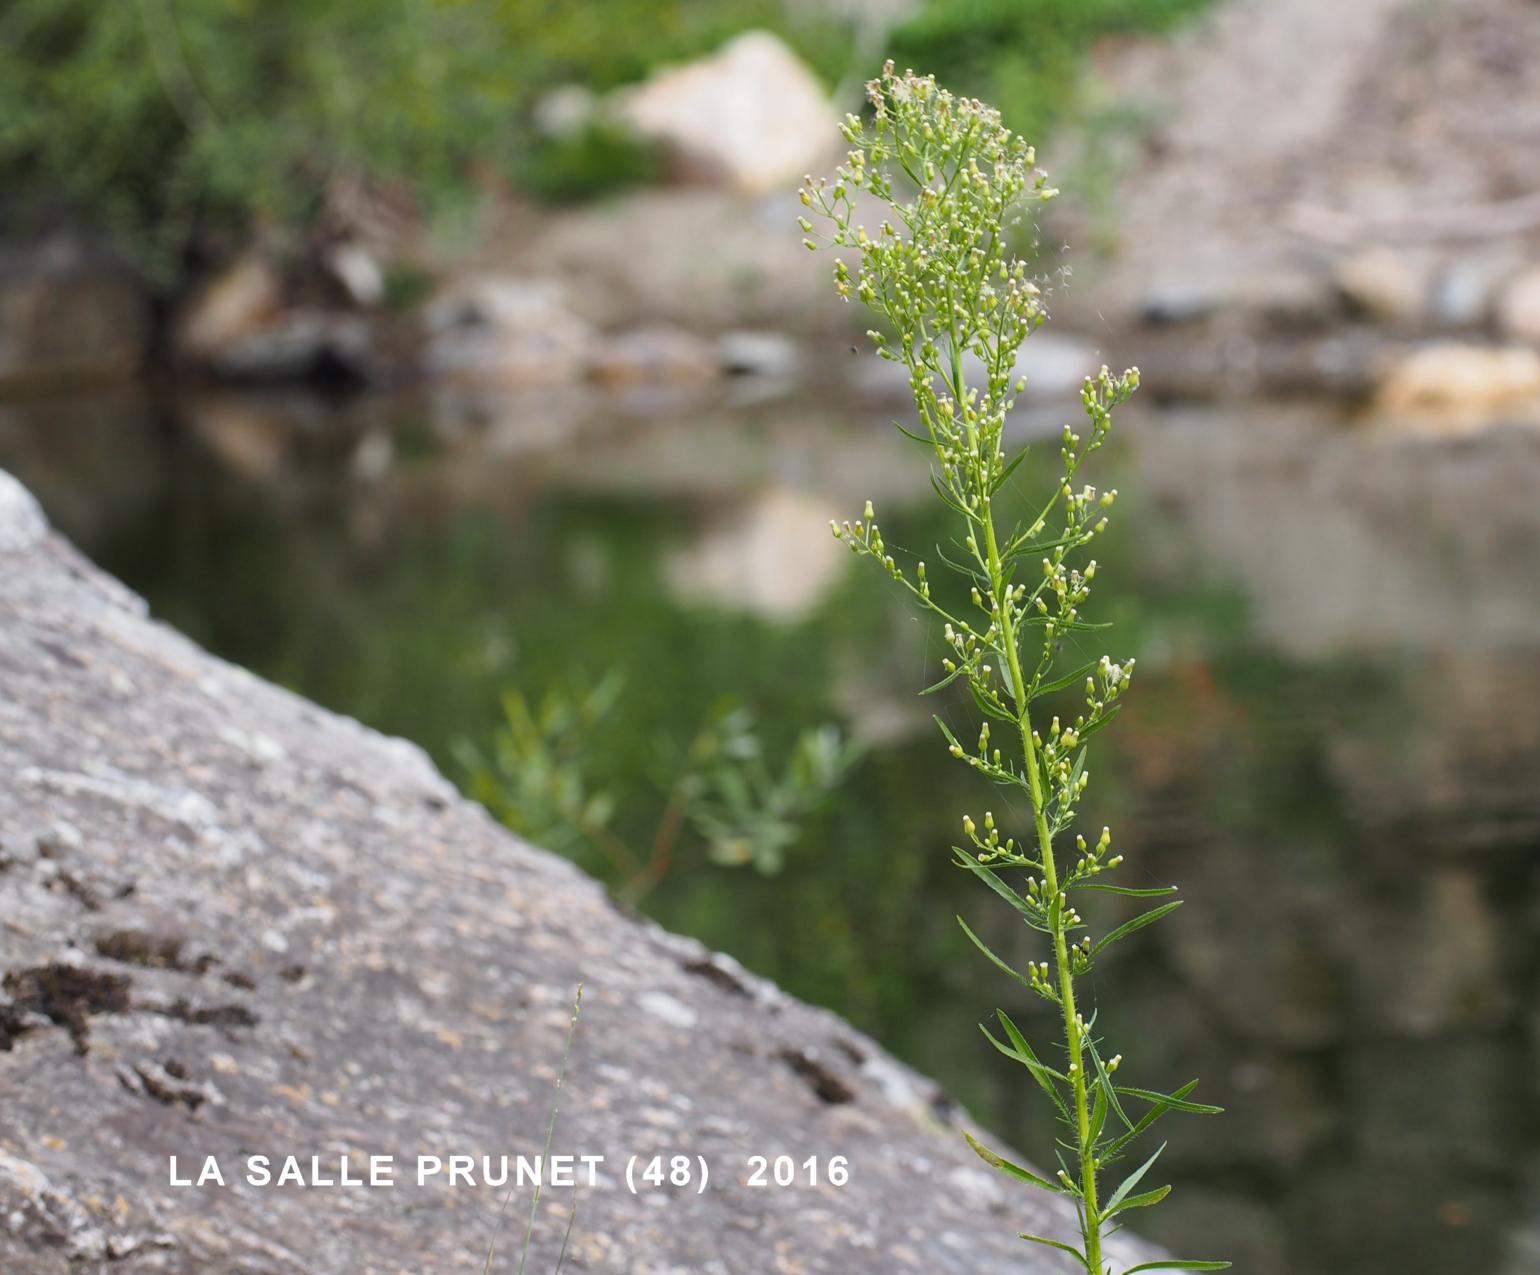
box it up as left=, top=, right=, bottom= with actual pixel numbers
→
left=1, top=382, right=1536, bottom=1275
left=665, top=486, right=846, bottom=618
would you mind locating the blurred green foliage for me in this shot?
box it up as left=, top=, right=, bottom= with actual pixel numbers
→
left=519, top=118, right=662, bottom=203
left=0, top=0, right=1209, bottom=272
left=887, top=0, right=1213, bottom=146
left=0, top=0, right=837, bottom=270
left=459, top=675, right=857, bottom=900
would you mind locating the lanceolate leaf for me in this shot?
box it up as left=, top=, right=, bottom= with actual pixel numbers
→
left=919, top=664, right=967, bottom=695
left=963, top=1131, right=1062, bottom=1194
left=1104, top=1080, right=1206, bottom=1160
left=1076, top=883, right=1179, bottom=897
left=1019, top=1233, right=1089, bottom=1267
left=933, top=716, right=964, bottom=752
left=1123, top=1263, right=1232, bottom=1272
left=1089, top=1076, right=1108, bottom=1145
left=952, top=847, right=1049, bottom=930
left=956, top=915, right=1030, bottom=987
left=969, top=678, right=1017, bottom=723
left=892, top=418, right=934, bottom=445
left=1071, top=701, right=1121, bottom=741
left=995, top=654, right=1015, bottom=701
left=995, top=1009, right=1043, bottom=1064
left=1104, top=1142, right=1165, bottom=1215
left=1033, top=657, right=1102, bottom=697
left=1115, top=1085, right=1223, bottom=1115
left=934, top=541, right=987, bottom=584
left=1090, top=900, right=1184, bottom=958
left=980, top=1018, right=1070, bottom=1119
left=992, top=446, right=1030, bottom=493
left=1086, top=1036, right=1133, bottom=1133
left=1106, top=1184, right=1171, bottom=1216
left=929, top=469, right=970, bottom=517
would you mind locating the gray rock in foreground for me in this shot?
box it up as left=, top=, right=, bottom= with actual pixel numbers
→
left=0, top=469, right=1159, bottom=1274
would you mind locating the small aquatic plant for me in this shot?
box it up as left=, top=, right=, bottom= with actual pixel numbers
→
left=800, top=64, right=1226, bottom=1274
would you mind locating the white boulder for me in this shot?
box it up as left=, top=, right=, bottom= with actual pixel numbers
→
left=616, top=32, right=838, bottom=195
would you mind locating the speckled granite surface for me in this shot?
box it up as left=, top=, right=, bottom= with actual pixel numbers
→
left=0, top=469, right=1160, bottom=1274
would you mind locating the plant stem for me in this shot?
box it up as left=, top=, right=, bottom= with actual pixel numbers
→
left=981, top=499, right=1104, bottom=1273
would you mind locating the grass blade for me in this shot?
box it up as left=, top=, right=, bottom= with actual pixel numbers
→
left=483, top=984, right=583, bottom=1275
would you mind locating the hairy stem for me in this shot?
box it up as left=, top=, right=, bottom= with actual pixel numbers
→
left=981, top=500, right=1103, bottom=1271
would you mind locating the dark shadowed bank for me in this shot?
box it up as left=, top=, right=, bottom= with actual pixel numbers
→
left=0, top=467, right=1164, bottom=1274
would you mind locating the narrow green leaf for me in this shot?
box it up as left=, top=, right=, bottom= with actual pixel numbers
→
left=1089, top=1075, right=1108, bottom=1145
left=995, top=1009, right=1039, bottom=1061
left=969, top=679, right=1015, bottom=723
left=1103, top=1081, right=1203, bottom=1161
left=996, top=652, right=1015, bottom=700
left=1104, top=1142, right=1165, bottom=1214
left=919, top=664, right=966, bottom=695
left=1034, top=657, right=1101, bottom=697
left=935, top=542, right=986, bottom=582
left=963, top=1131, right=1061, bottom=1193
left=1020, top=1233, right=1089, bottom=1266
left=978, top=1021, right=1021, bottom=1063
left=933, top=716, right=963, bottom=751
left=956, top=916, right=1029, bottom=987
left=1076, top=883, right=1179, bottom=897
left=1123, top=1263, right=1231, bottom=1272
left=1115, top=1085, right=1223, bottom=1115
left=1064, top=745, right=1089, bottom=798
left=1106, top=1184, right=1171, bottom=1215
left=1086, top=1037, right=1133, bottom=1133
left=1002, top=529, right=1080, bottom=561
left=929, top=469, right=969, bottom=517
left=1073, top=702, right=1122, bottom=742
left=993, top=446, right=1029, bottom=493
left=892, top=418, right=933, bottom=445
left=1090, top=901, right=1184, bottom=958
left=981, top=1017, right=1070, bottom=1118
left=952, top=848, right=1047, bottom=928
left=996, top=1011, right=1075, bottom=1114
left=979, top=1028, right=1071, bottom=1120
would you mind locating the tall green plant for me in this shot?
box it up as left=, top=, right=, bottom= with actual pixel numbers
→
left=799, top=65, right=1225, bottom=1274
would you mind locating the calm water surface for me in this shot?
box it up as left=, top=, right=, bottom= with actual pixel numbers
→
left=3, top=376, right=1538, bottom=1275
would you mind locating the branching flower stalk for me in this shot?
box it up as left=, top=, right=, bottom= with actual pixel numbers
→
left=800, top=65, right=1226, bottom=1274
